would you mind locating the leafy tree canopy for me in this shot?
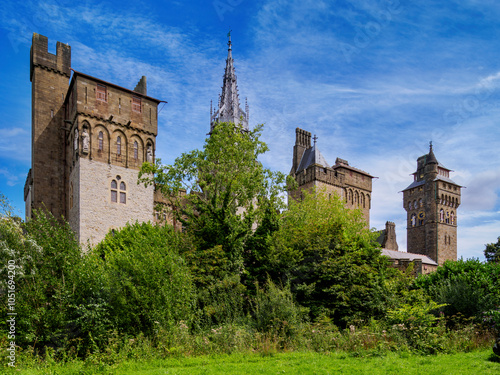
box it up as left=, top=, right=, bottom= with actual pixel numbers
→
left=263, top=187, right=394, bottom=325
left=484, top=236, right=500, bottom=263
left=139, top=122, right=289, bottom=272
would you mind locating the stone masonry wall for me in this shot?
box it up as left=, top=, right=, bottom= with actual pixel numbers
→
left=75, top=158, right=154, bottom=247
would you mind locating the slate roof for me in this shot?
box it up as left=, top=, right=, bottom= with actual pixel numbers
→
left=296, top=145, right=330, bottom=173
left=381, top=249, right=438, bottom=266
left=401, top=179, right=425, bottom=192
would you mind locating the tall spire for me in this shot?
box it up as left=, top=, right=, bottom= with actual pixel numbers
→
left=210, top=33, right=249, bottom=132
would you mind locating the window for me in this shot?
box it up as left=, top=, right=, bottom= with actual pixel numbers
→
left=98, top=131, right=103, bottom=152
left=132, top=96, right=142, bottom=113
left=411, top=213, right=416, bottom=227
left=111, top=180, right=117, bottom=203
left=111, top=179, right=126, bottom=204
left=120, top=181, right=126, bottom=204
left=133, top=141, right=138, bottom=160
left=117, top=136, right=121, bottom=156
left=97, top=84, right=107, bottom=102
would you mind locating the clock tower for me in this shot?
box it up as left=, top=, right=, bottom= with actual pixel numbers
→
left=402, top=143, right=461, bottom=266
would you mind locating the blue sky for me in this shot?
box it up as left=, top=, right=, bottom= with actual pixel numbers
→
left=1, top=0, right=499, bottom=259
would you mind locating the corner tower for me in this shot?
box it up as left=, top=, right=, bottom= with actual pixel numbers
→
left=210, top=33, right=249, bottom=132
left=27, top=33, right=71, bottom=219
left=402, top=143, right=462, bottom=265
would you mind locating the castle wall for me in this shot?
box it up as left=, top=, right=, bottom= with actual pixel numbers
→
left=75, top=158, right=154, bottom=247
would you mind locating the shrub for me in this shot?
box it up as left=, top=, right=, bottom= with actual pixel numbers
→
left=251, top=278, right=307, bottom=336
left=94, top=222, right=196, bottom=336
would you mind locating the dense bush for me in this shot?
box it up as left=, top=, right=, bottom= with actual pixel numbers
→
left=413, top=259, right=500, bottom=323
left=0, top=209, right=82, bottom=354
left=251, top=278, right=307, bottom=336
left=93, top=222, right=196, bottom=335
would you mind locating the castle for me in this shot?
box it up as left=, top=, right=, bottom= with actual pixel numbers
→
left=24, top=33, right=460, bottom=268
left=25, top=33, right=160, bottom=246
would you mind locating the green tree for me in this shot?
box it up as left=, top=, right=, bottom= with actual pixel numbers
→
left=93, top=222, right=196, bottom=335
left=265, top=188, right=395, bottom=326
left=484, top=236, right=500, bottom=263
left=0, top=209, right=82, bottom=353
left=413, top=258, right=500, bottom=323
left=139, top=122, right=288, bottom=274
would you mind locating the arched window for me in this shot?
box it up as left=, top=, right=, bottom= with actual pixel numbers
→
left=361, top=193, right=365, bottom=208
left=117, top=136, right=121, bottom=156
left=133, top=141, right=138, bottom=160
left=111, top=180, right=117, bottom=202
left=411, top=213, right=416, bottom=227
left=98, top=131, right=103, bottom=152
left=120, top=182, right=126, bottom=204
left=440, top=209, right=444, bottom=222
left=354, top=191, right=359, bottom=206
left=408, top=201, right=411, bottom=210
left=413, top=200, right=417, bottom=209
left=348, top=190, right=353, bottom=204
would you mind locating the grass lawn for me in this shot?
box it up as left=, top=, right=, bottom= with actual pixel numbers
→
left=8, top=349, right=500, bottom=374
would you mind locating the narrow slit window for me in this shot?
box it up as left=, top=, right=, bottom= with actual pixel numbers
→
left=98, top=131, right=103, bottom=151
left=117, top=136, right=121, bottom=156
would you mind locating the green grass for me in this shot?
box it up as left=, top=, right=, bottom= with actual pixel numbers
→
left=7, top=349, right=500, bottom=375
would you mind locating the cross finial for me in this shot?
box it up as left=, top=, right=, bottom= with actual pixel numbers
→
left=313, top=134, right=318, bottom=146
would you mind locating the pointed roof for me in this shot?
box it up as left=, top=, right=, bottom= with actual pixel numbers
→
left=426, top=142, right=438, bottom=165
left=210, top=34, right=249, bottom=132
left=296, top=144, right=331, bottom=173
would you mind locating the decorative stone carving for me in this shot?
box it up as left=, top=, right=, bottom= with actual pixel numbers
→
left=146, top=144, right=153, bottom=163
left=82, top=128, right=89, bottom=154
left=74, top=128, right=79, bottom=150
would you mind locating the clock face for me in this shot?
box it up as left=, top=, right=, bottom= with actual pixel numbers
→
left=418, top=211, right=425, bottom=219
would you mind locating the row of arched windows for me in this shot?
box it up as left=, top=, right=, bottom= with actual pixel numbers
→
left=408, top=199, right=424, bottom=210
left=346, top=189, right=370, bottom=209
left=440, top=209, right=455, bottom=225
left=440, top=194, right=458, bottom=208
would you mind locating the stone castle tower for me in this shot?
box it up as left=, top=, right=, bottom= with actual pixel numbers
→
left=402, top=143, right=461, bottom=265
left=25, top=33, right=162, bottom=246
left=210, top=34, right=249, bottom=132
left=289, top=128, right=374, bottom=225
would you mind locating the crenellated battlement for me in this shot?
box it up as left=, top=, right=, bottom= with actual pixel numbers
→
left=30, top=33, right=71, bottom=81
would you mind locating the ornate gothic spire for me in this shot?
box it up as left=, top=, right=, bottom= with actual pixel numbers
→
left=210, top=33, right=249, bottom=132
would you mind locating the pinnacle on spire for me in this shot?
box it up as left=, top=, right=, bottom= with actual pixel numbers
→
left=210, top=33, right=249, bottom=132
left=426, top=141, right=438, bottom=165
left=313, top=134, right=318, bottom=146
